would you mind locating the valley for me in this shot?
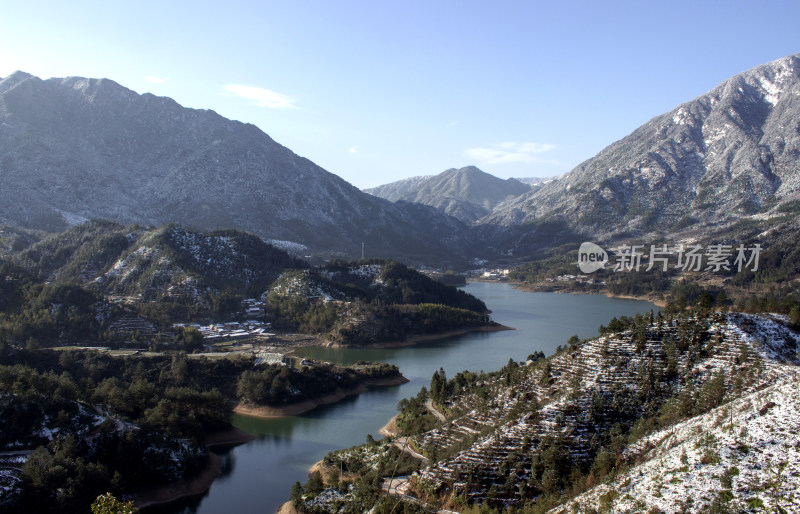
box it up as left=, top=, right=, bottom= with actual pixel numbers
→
left=161, top=284, right=662, bottom=513
left=0, top=41, right=799, bottom=514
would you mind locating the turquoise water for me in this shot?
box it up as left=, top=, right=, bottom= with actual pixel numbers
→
left=153, top=283, right=658, bottom=513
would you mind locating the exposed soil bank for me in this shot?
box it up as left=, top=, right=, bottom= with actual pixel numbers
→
left=234, top=374, right=410, bottom=419
left=379, top=414, right=400, bottom=438
left=308, top=459, right=360, bottom=484
left=604, top=292, right=667, bottom=307
left=277, top=501, right=299, bottom=514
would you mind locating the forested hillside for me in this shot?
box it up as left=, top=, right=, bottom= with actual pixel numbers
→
left=0, top=347, right=401, bottom=512
left=291, top=309, right=800, bottom=512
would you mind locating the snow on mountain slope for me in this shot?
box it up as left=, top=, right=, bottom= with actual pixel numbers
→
left=483, top=53, right=800, bottom=242
left=0, top=72, right=475, bottom=263
left=366, top=166, right=530, bottom=222
left=556, top=368, right=800, bottom=513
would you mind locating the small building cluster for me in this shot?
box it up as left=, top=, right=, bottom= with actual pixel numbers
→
left=172, top=320, right=274, bottom=343
left=480, top=269, right=510, bottom=279
left=242, top=298, right=266, bottom=317
left=546, top=274, right=604, bottom=285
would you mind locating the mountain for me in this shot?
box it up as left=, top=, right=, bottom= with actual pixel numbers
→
left=483, top=53, right=800, bottom=243
left=513, top=176, right=561, bottom=187
left=9, top=221, right=305, bottom=302
left=0, top=72, right=475, bottom=264
left=563, top=367, right=800, bottom=513
left=4, top=222, right=492, bottom=342
left=363, top=175, right=433, bottom=200
left=365, top=166, right=530, bottom=222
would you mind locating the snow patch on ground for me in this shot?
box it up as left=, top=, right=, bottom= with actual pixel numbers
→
left=558, top=368, right=800, bottom=513
left=266, top=239, right=308, bottom=253
left=58, top=210, right=89, bottom=227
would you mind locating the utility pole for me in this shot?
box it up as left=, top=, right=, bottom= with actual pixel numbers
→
left=361, top=242, right=365, bottom=260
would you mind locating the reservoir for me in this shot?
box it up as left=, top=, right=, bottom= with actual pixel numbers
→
left=155, top=283, right=659, bottom=514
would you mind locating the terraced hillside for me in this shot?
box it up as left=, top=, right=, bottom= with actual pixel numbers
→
left=404, top=312, right=798, bottom=507
left=292, top=311, right=800, bottom=512
left=558, top=369, right=800, bottom=513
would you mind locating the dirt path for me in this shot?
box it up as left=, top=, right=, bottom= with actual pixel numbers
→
left=391, top=436, right=429, bottom=465
left=425, top=399, right=447, bottom=423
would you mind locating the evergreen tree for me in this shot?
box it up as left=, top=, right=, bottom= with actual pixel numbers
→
left=91, top=493, right=138, bottom=514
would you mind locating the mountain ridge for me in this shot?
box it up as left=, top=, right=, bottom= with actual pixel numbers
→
left=0, top=71, right=477, bottom=265
left=482, top=53, right=800, bottom=243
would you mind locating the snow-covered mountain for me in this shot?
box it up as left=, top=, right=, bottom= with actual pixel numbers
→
left=483, top=53, right=800, bottom=242
left=3, top=53, right=799, bottom=265
left=363, top=175, right=433, bottom=200
left=0, top=72, right=474, bottom=263
left=365, top=166, right=530, bottom=222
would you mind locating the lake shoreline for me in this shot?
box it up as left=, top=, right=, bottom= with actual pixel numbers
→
left=234, top=374, right=410, bottom=419
left=277, top=501, right=299, bottom=513
left=167, top=283, right=662, bottom=513
left=379, top=414, right=400, bottom=438
left=308, top=459, right=360, bottom=484
left=326, top=323, right=514, bottom=349
left=133, top=452, right=223, bottom=510
left=203, top=426, right=257, bottom=448
left=496, top=280, right=666, bottom=308
left=133, top=425, right=259, bottom=510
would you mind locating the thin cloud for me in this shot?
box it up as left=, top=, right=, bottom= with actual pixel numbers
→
left=448, top=120, right=461, bottom=127
left=224, top=84, right=296, bottom=109
left=465, top=141, right=557, bottom=165
left=145, top=76, right=168, bottom=84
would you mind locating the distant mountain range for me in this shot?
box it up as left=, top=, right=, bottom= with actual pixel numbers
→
left=2, top=53, right=800, bottom=266
left=365, top=166, right=531, bottom=222
left=512, top=176, right=561, bottom=187
left=0, top=72, right=475, bottom=264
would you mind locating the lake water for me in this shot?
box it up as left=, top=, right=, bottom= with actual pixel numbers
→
left=152, top=283, right=658, bottom=514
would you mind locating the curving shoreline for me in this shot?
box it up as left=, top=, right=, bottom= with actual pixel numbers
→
left=277, top=501, right=299, bottom=513
left=203, top=426, right=257, bottom=448
left=379, top=413, right=400, bottom=438
left=132, top=426, right=258, bottom=510
left=326, top=323, right=514, bottom=349
left=134, top=322, right=510, bottom=509
left=506, top=280, right=666, bottom=307
left=234, top=374, right=410, bottom=419
left=308, top=459, right=360, bottom=484
left=604, top=292, right=667, bottom=307
left=133, top=452, right=223, bottom=510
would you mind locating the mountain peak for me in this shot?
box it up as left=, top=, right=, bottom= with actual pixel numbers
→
left=0, top=70, right=37, bottom=94
left=366, top=165, right=530, bottom=222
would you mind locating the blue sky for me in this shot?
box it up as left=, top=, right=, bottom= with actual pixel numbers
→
left=1, top=1, right=799, bottom=188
